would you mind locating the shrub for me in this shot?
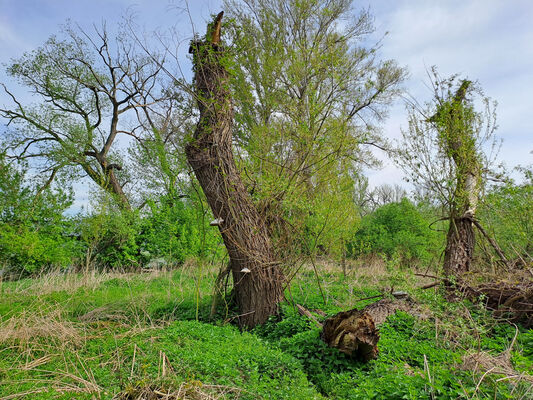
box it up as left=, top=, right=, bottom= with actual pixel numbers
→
left=78, top=208, right=141, bottom=270
left=348, top=198, right=441, bottom=265
left=0, top=156, right=79, bottom=275
left=139, top=197, right=222, bottom=265
left=76, top=196, right=224, bottom=270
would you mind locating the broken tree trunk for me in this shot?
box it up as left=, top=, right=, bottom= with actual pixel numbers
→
left=321, top=309, right=379, bottom=361
left=186, top=12, right=284, bottom=329
left=317, top=295, right=415, bottom=361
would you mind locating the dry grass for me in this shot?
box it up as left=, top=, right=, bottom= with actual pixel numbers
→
left=1, top=267, right=184, bottom=298
left=460, top=326, right=533, bottom=399
left=463, top=350, right=533, bottom=383
left=0, top=308, right=84, bottom=348
left=2, top=269, right=126, bottom=297
left=113, top=382, right=243, bottom=400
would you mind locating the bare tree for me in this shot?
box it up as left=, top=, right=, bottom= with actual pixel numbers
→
left=364, top=184, right=408, bottom=213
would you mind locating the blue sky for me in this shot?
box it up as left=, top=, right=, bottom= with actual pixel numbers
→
left=1, top=0, right=532, bottom=210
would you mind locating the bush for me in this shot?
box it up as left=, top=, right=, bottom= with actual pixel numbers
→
left=78, top=208, right=142, bottom=270
left=348, top=198, right=441, bottom=265
left=77, top=196, right=224, bottom=270
left=139, top=197, right=222, bottom=265
left=0, top=156, right=79, bottom=275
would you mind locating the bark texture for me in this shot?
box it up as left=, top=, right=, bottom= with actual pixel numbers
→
left=186, top=12, right=284, bottom=329
left=444, top=216, right=475, bottom=277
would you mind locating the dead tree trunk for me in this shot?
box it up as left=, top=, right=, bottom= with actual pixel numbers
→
left=319, top=295, right=415, bottom=361
left=186, top=12, right=284, bottom=329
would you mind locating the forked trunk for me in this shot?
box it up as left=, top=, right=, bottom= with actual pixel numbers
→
left=185, top=13, right=284, bottom=328
left=107, top=168, right=130, bottom=210
left=81, top=162, right=131, bottom=210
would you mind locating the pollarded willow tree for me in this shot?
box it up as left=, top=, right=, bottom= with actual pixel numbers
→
left=184, top=1, right=405, bottom=327
left=187, top=12, right=284, bottom=329
left=224, top=0, right=406, bottom=260
left=0, top=24, right=170, bottom=209
left=396, top=69, right=500, bottom=278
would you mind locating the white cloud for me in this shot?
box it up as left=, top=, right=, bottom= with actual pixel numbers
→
left=363, top=0, right=533, bottom=188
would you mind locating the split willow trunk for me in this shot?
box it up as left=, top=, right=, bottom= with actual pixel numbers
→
left=437, top=81, right=481, bottom=278
left=185, top=12, right=284, bottom=329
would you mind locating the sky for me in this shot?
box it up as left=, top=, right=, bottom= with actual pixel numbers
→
left=1, top=0, right=532, bottom=211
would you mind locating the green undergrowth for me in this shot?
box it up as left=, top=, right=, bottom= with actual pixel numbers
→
left=255, top=305, right=533, bottom=399
left=1, top=262, right=532, bottom=399
left=0, top=320, right=320, bottom=399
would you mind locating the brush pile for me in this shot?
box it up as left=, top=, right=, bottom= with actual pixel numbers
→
left=459, top=269, right=533, bottom=327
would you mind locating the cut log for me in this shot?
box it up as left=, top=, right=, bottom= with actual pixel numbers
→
left=320, top=298, right=415, bottom=361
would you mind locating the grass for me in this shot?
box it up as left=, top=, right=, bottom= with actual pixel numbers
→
left=0, top=257, right=532, bottom=399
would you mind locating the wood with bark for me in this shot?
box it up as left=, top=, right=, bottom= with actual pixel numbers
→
left=458, top=278, right=533, bottom=327
left=320, top=297, right=415, bottom=361
left=186, top=13, right=284, bottom=329
left=443, top=216, right=475, bottom=277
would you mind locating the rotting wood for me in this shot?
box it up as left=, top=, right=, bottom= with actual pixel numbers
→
left=417, top=271, right=533, bottom=326
left=321, top=308, right=379, bottom=361
left=459, top=278, right=533, bottom=327
left=296, top=304, right=322, bottom=328
left=319, top=297, right=416, bottom=361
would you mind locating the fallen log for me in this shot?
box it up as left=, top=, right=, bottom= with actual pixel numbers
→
left=296, top=304, right=322, bottom=328
left=319, top=296, right=416, bottom=361
left=320, top=308, right=379, bottom=361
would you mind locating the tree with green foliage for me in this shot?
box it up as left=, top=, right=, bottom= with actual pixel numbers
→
left=396, top=69, right=499, bottom=277
left=186, top=11, right=285, bottom=329
left=224, top=0, right=406, bottom=261
left=0, top=24, right=170, bottom=209
left=478, top=166, right=533, bottom=265
left=181, top=1, right=405, bottom=327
